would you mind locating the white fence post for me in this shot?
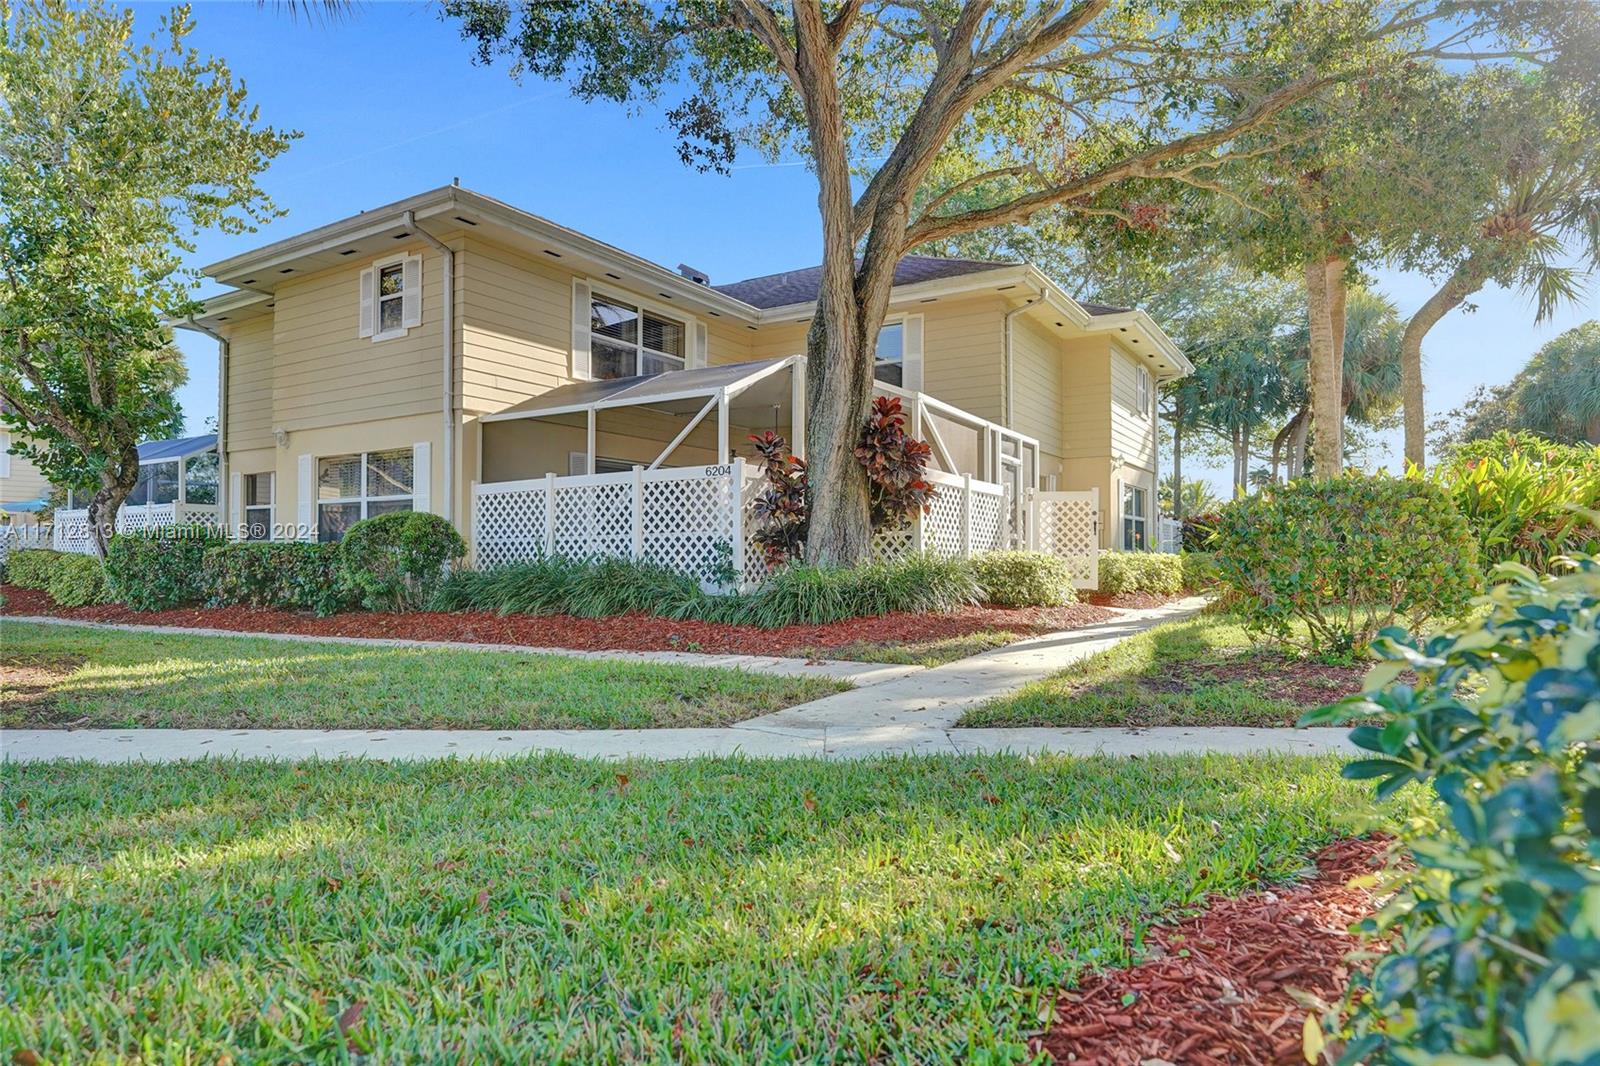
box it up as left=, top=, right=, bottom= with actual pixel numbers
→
left=631, top=465, right=644, bottom=560
left=730, top=458, right=746, bottom=588
left=960, top=473, right=973, bottom=559
left=543, top=472, right=556, bottom=556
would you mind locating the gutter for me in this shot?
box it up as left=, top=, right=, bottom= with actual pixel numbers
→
left=175, top=317, right=229, bottom=535
left=407, top=210, right=455, bottom=526
left=1002, top=283, right=1043, bottom=428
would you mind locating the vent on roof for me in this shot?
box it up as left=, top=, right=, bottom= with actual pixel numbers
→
left=394, top=231, right=410, bottom=239
left=996, top=284, right=1016, bottom=291
left=677, top=263, right=711, bottom=285
left=605, top=272, right=622, bottom=280
left=543, top=249, right=562, bottom=258
left=658, top=293, right=674, bottom=300
left=278, top=268, right=294, bottom=274
left=339, top=249, right=358, bottom=256
left=242, top=279, right=256, bottom=285
left=708, top=310, right=721, bottom=317
left=454, top=216, right=477, bottom=226
left=217, top=316, right=229, bottom=322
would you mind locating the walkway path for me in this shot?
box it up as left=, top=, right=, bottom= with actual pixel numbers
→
left=1, top=597, right=1355, bottom=763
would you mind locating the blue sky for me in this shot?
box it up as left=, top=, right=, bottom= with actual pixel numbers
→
left=156, top=1, right=1592, bottom=493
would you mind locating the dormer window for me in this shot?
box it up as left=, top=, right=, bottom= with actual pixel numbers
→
left=590, top=293, right=685, bottom=379
left=359, top=253, right=421, bottom=341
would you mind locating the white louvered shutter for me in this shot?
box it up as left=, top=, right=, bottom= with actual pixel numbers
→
left=358, top=268, right=376, bottom=337
left=412, top=441, right=431, bottom=515
left=297, top=454, right=315, bottom=541
left=401, top=254, right=422, bottom=329
left=902, top=314, right=925, bottom=392
left=690, top=320, right=708, bottom=368
left=229, top=471, right=243, bottom=536
left=571, top=279, right=592, bottom=379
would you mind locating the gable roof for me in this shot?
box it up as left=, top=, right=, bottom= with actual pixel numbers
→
left=713, top=255, right=1015, bottom=309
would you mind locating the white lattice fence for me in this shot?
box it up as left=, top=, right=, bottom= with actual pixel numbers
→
left=475, top=463, right=750, bottom=587
left=969, top=486, right=1006, bottom=554
left=49, top=503, right=215, bottom=555
left=1029, top=488, right=1100, bottom=588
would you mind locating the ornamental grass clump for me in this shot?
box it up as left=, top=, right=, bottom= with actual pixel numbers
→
left=1303, top=556, right=1600, bottom=1063
left=1212, top=475, right=1480, bottom=654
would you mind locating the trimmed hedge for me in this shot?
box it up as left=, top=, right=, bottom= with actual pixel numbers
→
left=1097, top=551, right=1185, bottom=596
left=971, top=551, right=1077, bottom=607
left=105, top=526, right=228, bottom=611
left=204, top=542, right=352, bottom=617
left=1212, top=475, right=1479, bottom=653
left=6, top=548, right=67, bottom=590
left=337, top=511, right=466, bottom=612
left=46, top=553, right=108, bottom=607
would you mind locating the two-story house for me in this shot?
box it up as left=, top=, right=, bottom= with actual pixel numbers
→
left=185, top=184, right=1188, bottom=570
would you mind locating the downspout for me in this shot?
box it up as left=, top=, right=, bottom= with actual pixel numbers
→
left=407, top=210, right=455, bottom=525
left=1002, top=286, right=1043, bottom=428
left=177, top=317, right=229, bottom=534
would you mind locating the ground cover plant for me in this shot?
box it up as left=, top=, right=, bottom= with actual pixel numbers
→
left=959, top=614, right=1373, bottom=729
left=0, top=622, right=842, bottom=730
left=0, top=584, right=1117, bottom=663
left=1212, top=475, right=1480, bottom=653
left=1305, top=557, right=1600, bottom=1062
left=1, top=752, right=1388, bottom=1062
left=1097, top=551, right=1187, bottom=597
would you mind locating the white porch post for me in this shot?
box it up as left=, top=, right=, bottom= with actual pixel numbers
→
left=585, top=410, right=596, bottom=475
left=631, top=465, right=644, bottom=560
left=961, top=473, right=973, bottom=559
left=790, top=360, right=807, bottom=460
left=716, top=392, right=730, bottom=465
left=543, top=472, right=556, bottom=556
left=730, top=457, right=746, bottom=588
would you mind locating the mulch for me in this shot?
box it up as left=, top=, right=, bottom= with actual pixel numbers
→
left=1034, top=836, right=1387, bottom=1065
left=0, top=585, right=1119, bottom=659
left=1145, top=653, right=1369, bottom=712
left=1080, top=591, right=1189, bottom=609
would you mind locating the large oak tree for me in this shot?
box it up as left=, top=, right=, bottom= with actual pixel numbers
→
left=446, top=0, right=1557, bottom=562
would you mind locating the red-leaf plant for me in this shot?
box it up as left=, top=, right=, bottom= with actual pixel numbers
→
left=748, top=396, right=937, bottom=568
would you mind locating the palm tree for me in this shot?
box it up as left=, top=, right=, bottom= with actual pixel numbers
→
left=1393, top=72, right=1600, bottom=468
left=1159, top=474, right=1222, bottom=516
left=1504, top=323, right=1600, bottom=444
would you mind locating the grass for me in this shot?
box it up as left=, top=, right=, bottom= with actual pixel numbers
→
left=796, top=629, right=1023, bottom=666
left=1, top=753, right=1392, bottom=1062
left=959, top=614, right=1366, bottom=729
left=0, top=622, right=846, bottom=730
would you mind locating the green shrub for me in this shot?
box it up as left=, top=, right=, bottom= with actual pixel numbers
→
left=204, top=542, right=352, bottom=616
left=1431, top=431, right=1600, bottom=572
left=971, top=551, right=1077, bottom=607
left=6, top=548, right=67, bottom=590
left=45, top=553, right=107, bottom=607
left=337, top=511, right=466, bottom=612
left=1212, top=476, right=1480, bottom=653
left=104, top=526, right=227, bottom=611
left=1179, top=551, right=1217, bottom=591
left=1097, top=551, right=1184, bottom=596
left=1304, top=558, right=1600, bottom=1061
left=432, top=552, right=981, bottom=629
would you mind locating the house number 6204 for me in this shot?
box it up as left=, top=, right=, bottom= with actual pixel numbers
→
left=704, top=464, right=733, bottom=477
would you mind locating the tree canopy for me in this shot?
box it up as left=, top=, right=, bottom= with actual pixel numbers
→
left=0, top=0, right=293, bottom=553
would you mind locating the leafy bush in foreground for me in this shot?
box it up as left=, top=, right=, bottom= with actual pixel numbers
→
left=1097, top=551, right=1184, bottom=596
left=337, top=511, right=466, bottom=612
left=44, top=553, right=107, bottom=607
left=5, top=548, right=66, bottom=590
left=1212, top=476, right=1479, bottom=653
left=1305, top=558, right=1600, bottom=1062
left=204, top=543, right=352, bottom=617
left=105, top=526, right=227, bottom=611
left=971, top=551, right=1077, bottom=607
left=1431, top=431, right=1600, bottom=573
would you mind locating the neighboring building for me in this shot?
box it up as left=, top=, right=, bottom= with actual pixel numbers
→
left=186, top=184, right=1189, bottom=562
left=0, top=417, right=49, bottom=526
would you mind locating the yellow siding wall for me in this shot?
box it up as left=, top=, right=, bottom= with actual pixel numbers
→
left=459, top=237, right=574, bottom=413
left=1110, top=345, right=1157, bottom=472
left=226, top=315, right=275, bottom=453
left=0, top=435, right=49, bottom=519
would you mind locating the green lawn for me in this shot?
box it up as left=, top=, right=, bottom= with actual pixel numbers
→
left=797, top=629, right=1023, bottom=666
left=0, top=622, right=845, bottom=730
left=2, top=753, right=1387, bottom=1062
left=959, top=614, right=1367, bottom=729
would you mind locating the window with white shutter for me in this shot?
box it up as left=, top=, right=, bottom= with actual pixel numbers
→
left=363, top=253, right=421, bottom=342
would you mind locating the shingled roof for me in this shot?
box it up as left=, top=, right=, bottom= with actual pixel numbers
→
left=713, top=255, right=1014, bottom=309
left=712, top=255, right=1135, bottom=316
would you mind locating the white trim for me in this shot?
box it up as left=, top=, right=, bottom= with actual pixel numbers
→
left=0, top=432, right=10, bottom=479
left=571, top=278, right=592, bottom=379
left=411, top=441, right=432, bottom=515
left=296, top=454, right=314, bottom=541
left=368, top=252, right=419, bottom=343
left=901, top=313, right=924, bottom=393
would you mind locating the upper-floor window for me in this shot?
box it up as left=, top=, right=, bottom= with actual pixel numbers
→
left=590, top=293, right=685, bottom=379
left=316, top=448, right=413, bottom=542
left=359, top=254, right=421, bottom=342
left=1135, top=365, right=1151, bottom=417
left=874, top=321, right=904, bottom=386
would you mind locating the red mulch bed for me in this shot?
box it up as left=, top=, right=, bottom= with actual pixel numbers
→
left=1035, top=836, right=1387, bottom=1065
left=0, top=584, right=1118, bottom=659
left=1080, top=590, right=1188, bottom=609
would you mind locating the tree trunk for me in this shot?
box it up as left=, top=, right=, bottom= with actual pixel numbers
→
left=86, top=441, right=139, bottom=558
left=1287, top=407, right=1309, bottom=479
left=1306, top=255, right=1348, bottom=477
left=1399, top=261, right=1484, bottom=471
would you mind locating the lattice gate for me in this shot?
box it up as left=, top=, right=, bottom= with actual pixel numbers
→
left=1028, top=488, right=1100, bottom=589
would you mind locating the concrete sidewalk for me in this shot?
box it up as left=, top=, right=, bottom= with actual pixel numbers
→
left=2, top=596, right=1355, bottom=763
